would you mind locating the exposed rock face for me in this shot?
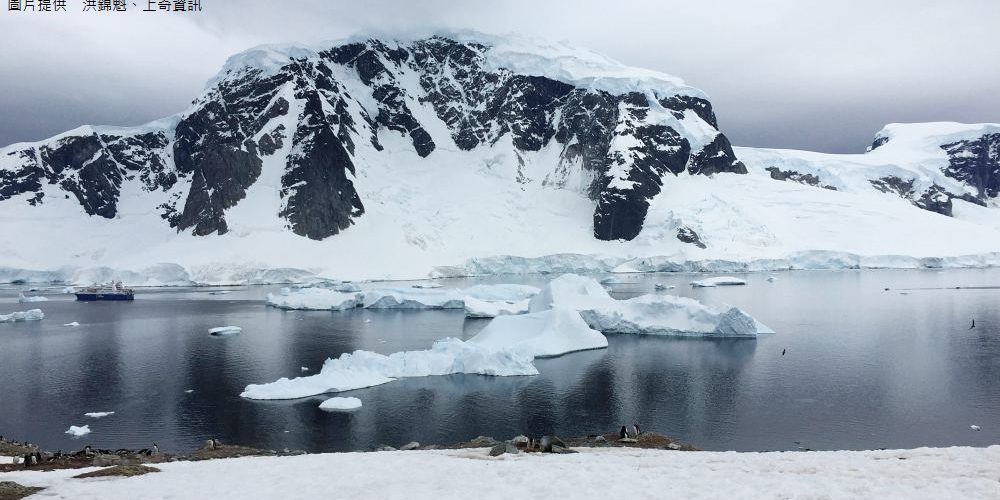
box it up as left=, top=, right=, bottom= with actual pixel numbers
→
left=942, top=133, right=1000, bottom=201
left=765, top=166, right=836, bottom=190
left=0, top=34, right=746, bottom=242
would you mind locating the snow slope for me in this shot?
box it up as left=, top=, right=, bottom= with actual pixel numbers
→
left=2, top=446, right=998, bottom=500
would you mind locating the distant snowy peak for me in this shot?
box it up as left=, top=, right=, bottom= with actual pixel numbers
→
left=0, top=33, right=745, bottom=242
left=740, top=121, right=1000, bottom=217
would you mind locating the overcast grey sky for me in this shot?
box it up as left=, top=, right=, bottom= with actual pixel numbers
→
left=1, top=0, right=997, bottom=152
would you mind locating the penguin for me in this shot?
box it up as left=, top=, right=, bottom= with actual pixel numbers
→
left=620, top=426, right=628, bottom=439
left=152, top=443, right=159, bottom=455
left=782, top=349, right=786, bottom=356
left=970, top=319, right=976, bottom=329
left=632, top=424, right=641, bottom=437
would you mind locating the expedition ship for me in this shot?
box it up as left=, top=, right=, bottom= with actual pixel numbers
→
left=75, top=281, right=135, bottom=301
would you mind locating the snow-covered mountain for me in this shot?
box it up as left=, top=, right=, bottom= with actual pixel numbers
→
left=738, top=122, right=1000, bottom=218
left=0, top=33, right=743, bottom=243
left=1, top=33, right=999, bottom=284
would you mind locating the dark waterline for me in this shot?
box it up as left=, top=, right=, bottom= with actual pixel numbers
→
left=1, top=269, right=998, bottom=453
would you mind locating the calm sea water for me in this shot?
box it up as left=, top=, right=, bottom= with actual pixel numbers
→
left=1, top=269, right=998, bottom=453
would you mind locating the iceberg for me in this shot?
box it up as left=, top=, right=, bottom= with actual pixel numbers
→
left=411, top=282, right=443, bottom=289
left=84, top=412, right=115, bottom=419
left=241, top=338, right=537, bottom=400
left=0, top=309, right=44, bottom=323
left=363, top=284, right=539, bottom=310
left=532, top=275, right=770, bottom=337
left=463, top=297, right=530, bottom=318
left=468, top=308, right=608, bottom=357
left=579, top=295, right=767, bottom=337
left=63, top=322, right=80, bottom=327
left=266, top=288, right=362, bottom=311
left=690, top=276, right=748, bottom=287
left=319, top=397, right=362, bottom=411
left=17, top=293, right=48, bottom=303
left=65, top=425, right=91, bottom=437
left=209, top=326, right=243, bottom=336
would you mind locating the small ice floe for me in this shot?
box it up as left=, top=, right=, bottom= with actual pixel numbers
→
left=319, top=397, right=362, bottom=411
left=411, top=282, right=443, bottom=289
left=184, top=389, right=195, bottom=394
left=65, top=425, right=91, bottom=437
left=766, top=276, right=778, bottom=282
left=970, top=425, right=982, bottom=431
left=300, top=367, right=309, bottom=372
left=364, top=319, right=372, bottom=323
left=691, top=276, right=747, bottom=288
left=209, top=326, right=242, bottom=336
left=63, top=322, right=80, bottom=327
left=208, top=291, right=232, bottom=296
left=653, top=283, right=675, bottom=291
left=18, top=293, right=48, bottom=303
left=0, top=309, right=44, bottom=323
left=84, top=412, right=115, bottom=419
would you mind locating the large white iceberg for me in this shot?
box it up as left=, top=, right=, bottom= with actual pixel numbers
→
left=532, top=275, right=769, bottom=337
left=362, top=288, right=465, bottom=309
left=0, top=309, right=44, bottom=323
left=690, top=276, right=748, bottom=287
left=17, top=293, right=48, bottom=303
left=266, top=288, right=362, bottom=311
left=580, top=295, right=766, bottom=337
left=463, top=297, right=530, bottom=318
left=468, top=308, right=608, bottom=357
left=65, top=425, right=91, bottom=437
left=241, top=338, right=537, bottom=400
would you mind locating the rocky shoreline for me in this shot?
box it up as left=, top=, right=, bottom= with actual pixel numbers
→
left=0, top=430, right=695, bottom=473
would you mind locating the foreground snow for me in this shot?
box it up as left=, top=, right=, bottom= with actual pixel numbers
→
left=2, top=446, right=998, bottom=500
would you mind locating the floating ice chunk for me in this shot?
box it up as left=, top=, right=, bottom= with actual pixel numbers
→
left=468, top=308, right=608, bottom=357
left=363, top=288, right=464, bottom=309
left=241, top=338, right=537, bottom=400
left=531, top=275, right=769, bottom=337
left=970, top=425, right=982, bottom=431
left=319, top=397, right=362, bottom=411
left=578, top=294, right=765, bottom=337
left=690, top=276, right=748, bottom=287
left=464, top=298, right=530, bottom=318
left=301, top=367, right=309, bottom=372
left=767, top=276, right=778, bottom=282
left=184, top=389, right=194, bottom=394
left=208, top=291, right=232, bottom=295
left=209, top=326, right=243, bottom=336
left=528, top=274, right=612, bottom=313
left=0, top=309, right=44, bottom=323
left=364, top=284, right=538, bottom=310
left=654, top=284, right=676, bottom=291
left=411, top=282, right=443, bottom=289
left=266, top=288, right=361, bottom=311
left=65, top=425, right=91, bottom=437
left=63, top=322, right=80, bottom=327
left=84, top=412, right=115, bottom=419
left=18, top=293, right=48, bottom=303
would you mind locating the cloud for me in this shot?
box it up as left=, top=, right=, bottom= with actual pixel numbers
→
left=0, top=0, right=997, bottom=152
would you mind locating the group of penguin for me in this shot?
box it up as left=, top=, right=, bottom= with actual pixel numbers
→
left=619, top=424, right=642, bottom=439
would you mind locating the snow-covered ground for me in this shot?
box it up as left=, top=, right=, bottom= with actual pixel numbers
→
left=2, top=446, right=998, bottom=499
